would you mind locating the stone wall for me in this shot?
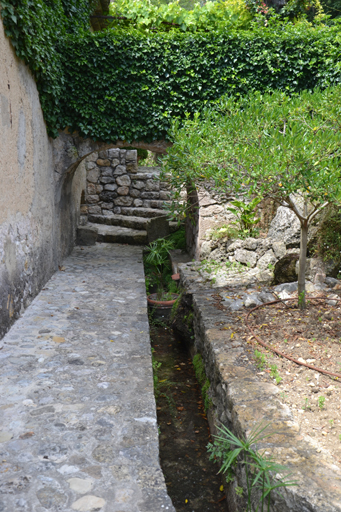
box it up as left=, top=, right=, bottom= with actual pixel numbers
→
left=178, top=263, right=341, bottom=512
left=81, top=149, right=171, bottom=218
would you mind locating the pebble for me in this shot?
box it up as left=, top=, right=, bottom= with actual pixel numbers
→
left=67, top=478, right=93, bottom=494
left=71, top=495, right=106, bottom=511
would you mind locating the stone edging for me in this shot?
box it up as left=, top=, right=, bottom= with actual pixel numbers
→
left=179, top=263, right=341, bottom=512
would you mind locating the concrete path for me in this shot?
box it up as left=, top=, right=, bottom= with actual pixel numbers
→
left=0, top=244, right=175, bottom=512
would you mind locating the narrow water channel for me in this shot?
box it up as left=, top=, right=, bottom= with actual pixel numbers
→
left=150, top=325, right=228, bottom=512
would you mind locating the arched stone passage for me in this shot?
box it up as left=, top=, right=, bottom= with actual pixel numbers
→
left=51, top=131, right=172, bottom=257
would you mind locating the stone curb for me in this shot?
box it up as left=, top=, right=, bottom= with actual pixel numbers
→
left=179, top=264, right=341, bottom=512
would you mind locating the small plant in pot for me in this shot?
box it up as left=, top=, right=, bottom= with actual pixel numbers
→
left=144, top=238, right=179, bottom=321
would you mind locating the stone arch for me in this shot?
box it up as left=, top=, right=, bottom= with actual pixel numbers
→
left=51, top=130, right=171, bottom=257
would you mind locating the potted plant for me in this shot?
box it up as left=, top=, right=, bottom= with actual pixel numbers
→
left=144, top=238, right=179, bottom=321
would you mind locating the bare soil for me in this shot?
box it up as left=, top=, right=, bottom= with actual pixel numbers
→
left=244, top=296, right=341, bottom=464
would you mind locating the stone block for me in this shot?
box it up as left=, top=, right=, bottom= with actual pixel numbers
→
left=87, top=195, right=99, bottom=204
left=159, top=190, right=171, bottom=200
left=100, top=167, right=113, bottom=177
left=256, top=249, right=276, bottom=271
left=101, top=202, right=114, bottom=210
left=104, top=184, right=117, bottom=191
left=132, top=180, right=145, bottom=190
left=147, top=216, right=170, bottom=243
left=114, top=196, right=133, bottom=206
left=145, top=179, right=160, bottom=191
left=76, top=226, right=98, bottom=246
left=143, top=200, right=151, bottom=208
left=85, top=161, right=96, bottom=170
left=86, top=152, right=98, bottom=162
left=134, top=199, right=143, bottom=207
left=108, top=148, right=120, bottom=159
left=100, top=191, right=117, bottom=202
left=126, top=149, right=137, bottom=162
left=113, top=165, right=126, bottom=176
left=150, top=200, right=166, bottom=208
left=80, top=205, right=88, bottom=214
left=100, top=176, right=115, bottom=184
left=87, top=169, right=100, bottom=183
left=272, top=241, right=286, bottom=259
left=117, top=186, right=129, bottom=196
left=97, top=158, right=110, bottom=166
left=110, top=158, right=120, bottom=167
left=88, top=205, right=101, bottom=215
left=102, top=210, right=114, bottom=217
left=141, top=191, right=159, bottom=199
left=126, top=162, right=138, bottom=173
left=234, top=248, right=258, bottom=268
left=116, top=174, right=131, bottom=187
left=98, top=150, right=108, bottom=159
left=95, top=185, right=103, bottom=193
left=130, top=188, right=140, bottom=198
left=87, top=183, right=96, bottom=195
left=113, top=206, right=121, bottom=214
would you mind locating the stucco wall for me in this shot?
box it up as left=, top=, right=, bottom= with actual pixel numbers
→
left=0, top=19, right=86, bottom=339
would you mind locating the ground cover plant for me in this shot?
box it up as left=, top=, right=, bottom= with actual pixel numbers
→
left=165, top=86, right=341, bottom=308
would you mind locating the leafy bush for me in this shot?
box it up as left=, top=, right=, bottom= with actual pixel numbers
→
left=2, top=2, right=341, bottom=141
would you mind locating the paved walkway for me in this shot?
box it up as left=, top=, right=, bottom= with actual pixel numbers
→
left=0, top=244, right=175, bottom=512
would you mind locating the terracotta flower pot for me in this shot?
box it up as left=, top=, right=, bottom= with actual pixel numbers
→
left=147, top=293, right=179, bottom=322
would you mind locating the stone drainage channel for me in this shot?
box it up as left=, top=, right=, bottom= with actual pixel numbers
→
left=150, top=325, right=227, bottom=512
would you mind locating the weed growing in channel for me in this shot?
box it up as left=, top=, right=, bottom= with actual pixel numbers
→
left=254, top=350, right=267, bottom=370
left=270, top=364, right=282, bottom=385
left=207, top=422, right=297, bottom=511
left=318, top=396, right=326, bottom=410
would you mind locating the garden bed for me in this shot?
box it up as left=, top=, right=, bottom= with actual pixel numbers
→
left=245, top=293, right=341, bottom=464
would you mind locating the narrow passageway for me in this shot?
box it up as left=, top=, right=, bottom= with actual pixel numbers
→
left=0, top=244, right=174, bottom=511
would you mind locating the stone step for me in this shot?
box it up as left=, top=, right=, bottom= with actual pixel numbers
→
left=88, top=214, right=148, bottom=231
left=94, top=224, right=148, bottom=245
left=120, top=207, right=166, bottom=218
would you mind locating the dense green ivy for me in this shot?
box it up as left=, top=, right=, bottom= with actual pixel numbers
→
left=1, top=1, right=341, bottom=142
left=58, top=25, right=341, bottom=142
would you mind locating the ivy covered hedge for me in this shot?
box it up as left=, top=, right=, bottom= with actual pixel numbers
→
left=1, top=1, right=341, bottom=142
left=58, top=25, right=341, bottom=142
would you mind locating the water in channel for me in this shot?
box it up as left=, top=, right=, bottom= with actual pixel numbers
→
left=150, top=325, right=228, bottom=512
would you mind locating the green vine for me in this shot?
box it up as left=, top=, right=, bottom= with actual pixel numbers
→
left=1, top=1, right=341, bottom=141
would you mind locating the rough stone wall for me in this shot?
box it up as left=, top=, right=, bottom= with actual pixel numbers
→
left=81, top=149, right=171, bottom=217
left=0, top=19, right=85, bottom=339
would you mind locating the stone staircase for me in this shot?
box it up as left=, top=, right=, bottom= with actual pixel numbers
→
left=76, top=153, right=176, bottom=246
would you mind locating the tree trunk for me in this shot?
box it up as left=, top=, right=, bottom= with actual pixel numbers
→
left=298, top=220, right=308, bottom=310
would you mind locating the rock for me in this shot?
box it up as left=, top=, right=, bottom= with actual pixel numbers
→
left=87, top=183, right=96, bottom=195
left=268, top=206, right=301, bottom=246
left=67, top=478, right=93, bottom=494
left=86, top=195, right=99, bottom=204
left=113, top=165, right=126, bottom=176
left=87, top=169, right=100, bottom=184
left=117, top=186, right=129, bottom=196
left=100, top=167, right=112, bottom=177
left=273, top=282, right=298, bottom=294
left=257, top=249, right=276, bottom=271
left=272, top=241, right=286, bottom=259
left=110, top=158, right=120, bottom=167
left=229, top=299, right=244, bottom=311
left=234, top=249, right=258, bottom=268
left=37, top=487, right=66, bottom=509
left=200, top=241, right=212, bottom=259
left=100, top=176, right=115, bottom=184
left=325, top=277, right=339, bottom=288
left=99, top=191, right=117, bottom=203
left=108, top=148, right=120, bottom=159
left=132, top=180, right=145, bottom=190
left=85, top=161, right=96, bottom=170
left=259, top=291, right=275, bottom=303
left=116, top=175, right=131, bottom=187
left=133, top=199, right=143, bottom=207
left=97, top=159, right=110, bottom=167
left=242, top=238, right=259, bottom=251
left=130, top=188, right=140, bottom=198
left=98, top=150, right=108, bottom=159
left=145, top=179, right=159, bottom=191
left=0, top=432, right=13, bottom=443
left=101, top=203, right=113, bottom=210
left=278, top=290, right=291, bottom=300
left=76, top=226, right=98, bottom=246
left=71, top=495, right=106, bottom=511
left=88, top=206, right=101, bottom=215
left=244, top=293, right=262, bottom=308
left=125, top=149, right=137, bottom=161
left=104, top=184, right=117, bottom=192
left=114, top=196, right=133, bottom=207
left=273, top=253, right=299, bottom=284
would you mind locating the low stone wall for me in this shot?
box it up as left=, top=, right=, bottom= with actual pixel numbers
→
left=178, top=263, right=341, bottom=512
left=81, top=149, right=171, bottom=217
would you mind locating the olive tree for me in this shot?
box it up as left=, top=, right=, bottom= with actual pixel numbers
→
left=164, top=87, right=341, bottom=308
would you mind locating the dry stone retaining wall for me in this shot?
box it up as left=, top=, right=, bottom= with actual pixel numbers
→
left=81, top=149, right=171, bottom=218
